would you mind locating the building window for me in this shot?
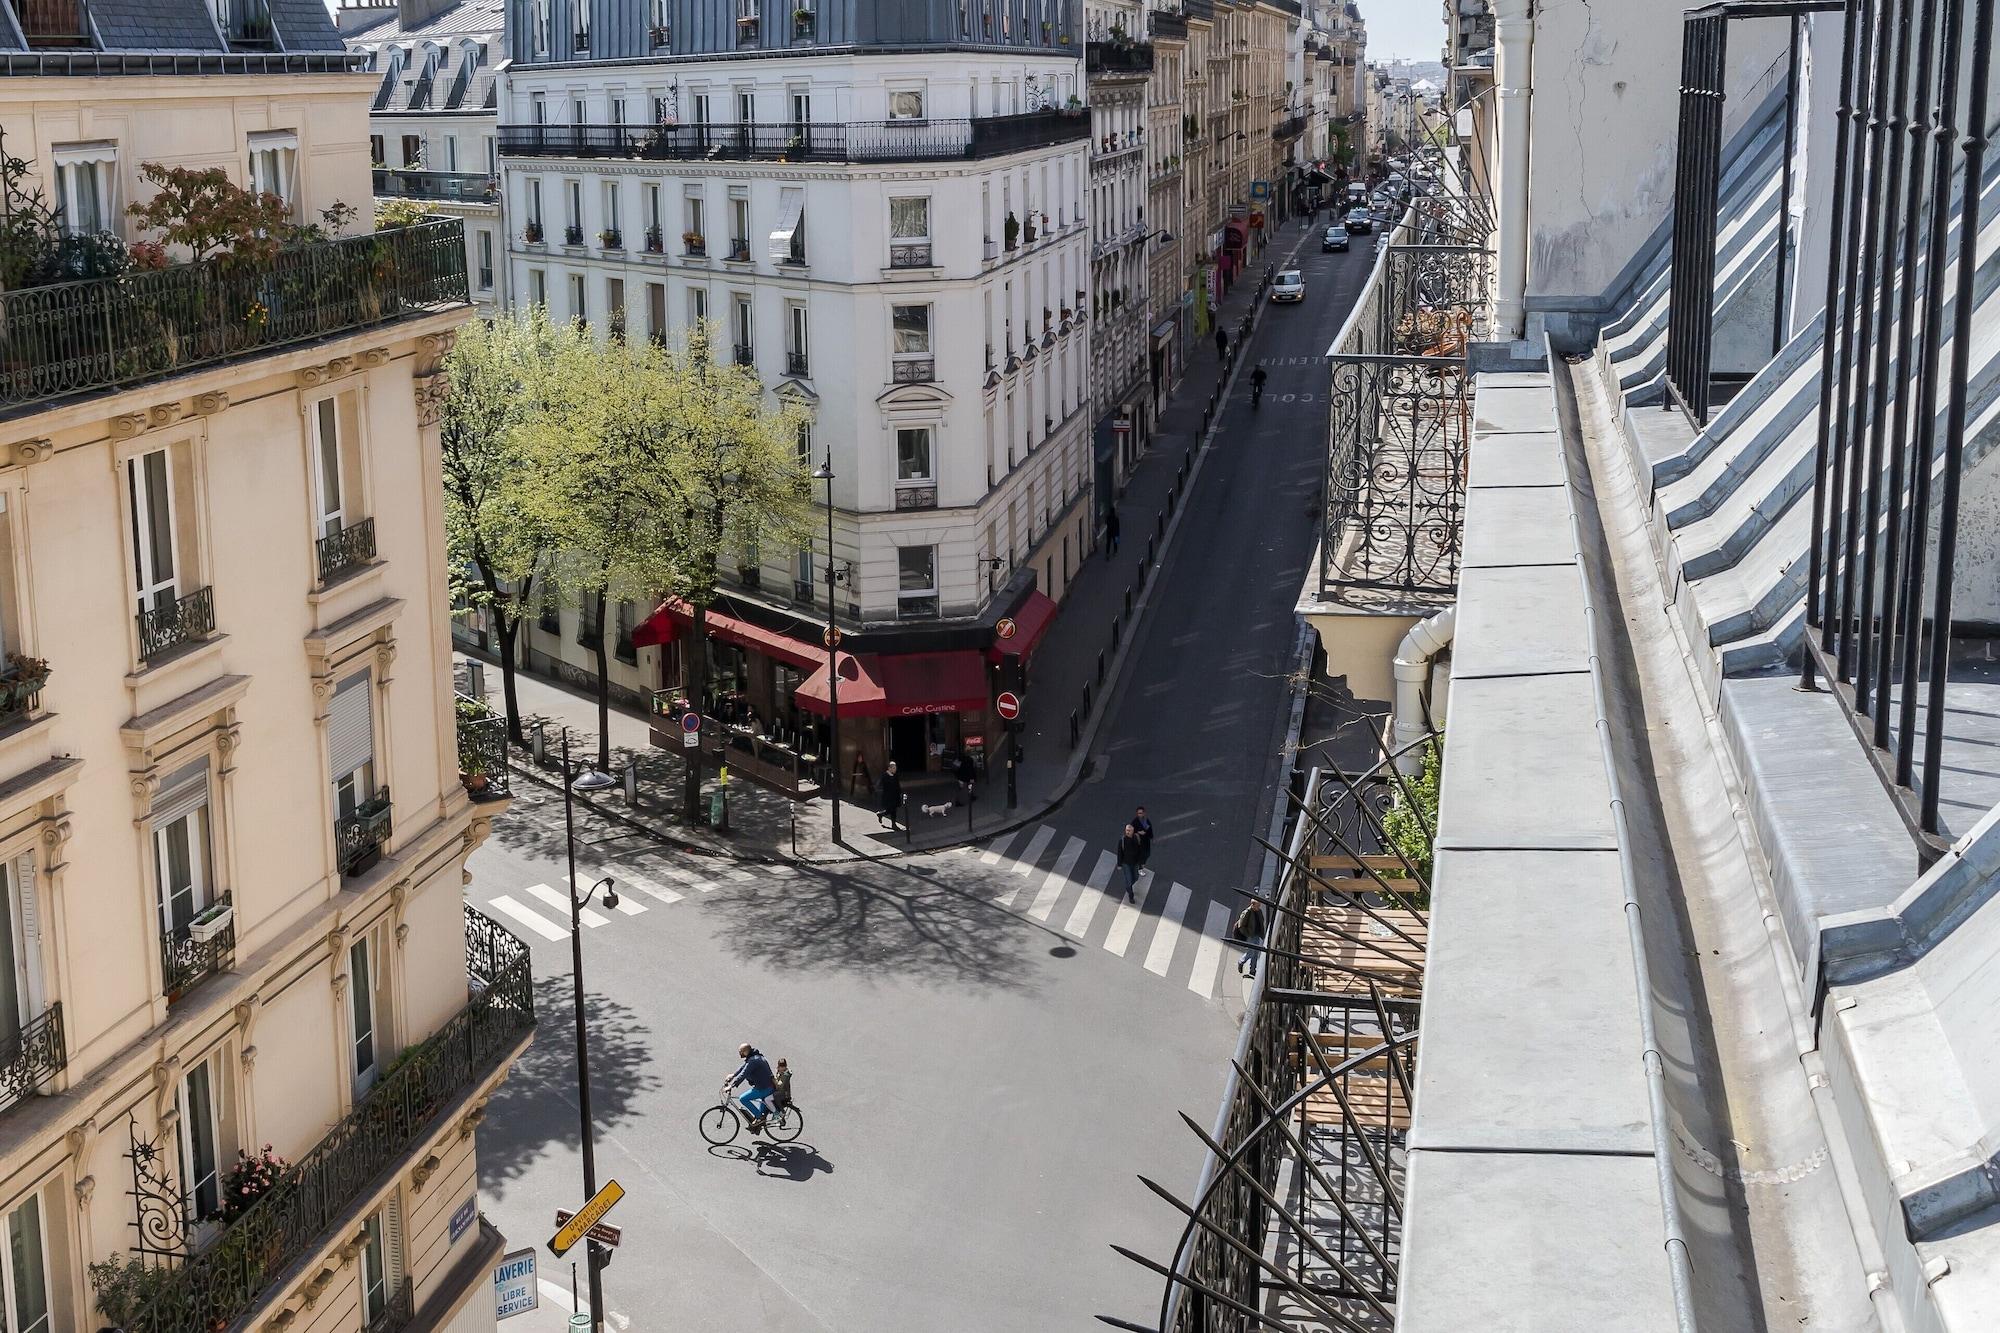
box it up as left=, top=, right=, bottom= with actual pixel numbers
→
left=888, top=196, right=929, bottom=267
left=648, top=282, right=667, bottom=343
left=0, top=1195, right=50, bottom=1333
left=178, top=1055, right=223, bottom=1225
left=445, top=136, right=459, bottom=172
left=528, top=267, right=547, bottom=307
left=897, top=546, right=939, bottom=618
left=309, top=397, right=347, bottom=542
left=349, top=933, right=382, bottom=1094
left=794, top=547, right=815, bottom=604
left=0, top=860, right=41, bottom=1061
left=527, top=178, right=544, bottom=228
left=736, top=89, right=755, bottom=124
left=565, top=179, right=583, bottom=242
left=684, top=193, right=705, bottom=253
left=248, top=131, right=297, bottom=208
left=477, top=229, right=494, bottom=290
left=127, top=447, right=182, bottom=620
left=569, top=272, right=587, bottom=327
left=52, top=143, right=115, bottom=235
left=530, top=0, right=548, bottom=52
left=370, top=133, right=384, bottom=166
left=645, top=183, right=663, bottom=248
left=361, top=1205, right=401, bottom=1322
left=888, top=88, right=925, bottom=120
left=895, top=428, right=933, bottom=484
left=688, top=285, right=707, bottom=326
left=732, top=294, right=753, bottom=366
left=603, top=181, right=621, bottom=241
left=615, top=601, right=636, bottom=663
left=730, top=195, right=750, bottom=261
left=891, top=304, right=934, bottom=382
left=786, top=302, right=809, bottom=376
left=790, top=89, right=811, bottom=128
left=328, top=672, right=377, bottom=828
left=795, top=419, right=813, bottom=464
left=772, top=187, right=805, bottom=265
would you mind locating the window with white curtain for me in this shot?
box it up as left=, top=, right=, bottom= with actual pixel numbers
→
left=0, top=857, right=43, bottom=1056
left=361, top=1204, right=402, bottom=1321
left=51, top=142, right=115, bottom=235
left=246, top=131, right=297, bottom=208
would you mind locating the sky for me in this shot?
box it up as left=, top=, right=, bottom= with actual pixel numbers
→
left=1359, top=0, right=1447, bottom=63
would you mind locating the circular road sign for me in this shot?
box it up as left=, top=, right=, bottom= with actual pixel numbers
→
left=823, top=626, right=843, bottom=649
left=995, top=616, right=1018, bottom=640
left=680, top=710, right=703, bottom=734
left=995, top=691, right=1022, bottom=721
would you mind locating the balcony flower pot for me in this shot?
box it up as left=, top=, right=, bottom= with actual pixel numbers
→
left=598, top=228, right=622, bottom=249
left=188, top=900, right=234, bottom=944
left=523, top=221, right=544, bottom=243
left=683, top=231, right=706, bottom=251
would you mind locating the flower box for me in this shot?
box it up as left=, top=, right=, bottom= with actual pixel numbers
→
left=188, top=901, right=234, bottom=944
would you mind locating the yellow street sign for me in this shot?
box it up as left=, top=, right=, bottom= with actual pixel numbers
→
left=547, top=1179, right=625, bottom=1258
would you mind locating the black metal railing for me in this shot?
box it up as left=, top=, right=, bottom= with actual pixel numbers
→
left=894, top=484, right=939, bottom=511
left=732, top=343, right=754, bottom=367
left=0, top=659, right=48, bottom=725
left=316, top=517, right=376, bottom=584
left=498, top=110, right=1090, bottom=165
left=889, top=241, right=933, bottom=268
left=563, top=223, right=584, bottom=245
left=0, top=1003, right=64, bottom=1113
left=363, top=1277, right=415, bottom=1333
left=160, top=893, right=235, bottom=1002
left=455, top=696, right=510, bottom=799
left=137, top=586, right=215, bottom=663
left=335, top=787, right=393, bottom=877
left=1274, top=113, right=1308, bottom=140
left=0, top=219, right=468, bottom=414
left=1086, top=38, right=1156, bottom=73
left=15, top=0, right=91, bottom=46
left=1801, top=0, right=1999, bottom=859
left=785, top=350, right=809, bottom=377
left=892, top=357, right=935, bottom=383
left=1150, top=7, right=1188, bottom=39
left=127, top=907, right=535, bottom=1333
left=216, top=0, right=272, bottom=48
left=371, top=169, right=498, bottom=203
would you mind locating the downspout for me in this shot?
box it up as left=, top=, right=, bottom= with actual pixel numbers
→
left=1392, top=605, right=1455, bottom=773
left=1492, top=0, right=1535, bottom=339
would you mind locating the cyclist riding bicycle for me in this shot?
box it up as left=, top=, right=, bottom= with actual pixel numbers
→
left=723, top=1043, right=778, bottom=1129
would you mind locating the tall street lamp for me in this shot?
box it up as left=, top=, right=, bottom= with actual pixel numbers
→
left=813, top=459, right=842, bottom=844
left=563, top=731, right=619, bottom=1332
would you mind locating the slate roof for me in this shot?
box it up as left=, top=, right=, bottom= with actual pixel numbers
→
left=2, top=0, right=348, bottom=54
left=345, top=0, right=506, bottom=113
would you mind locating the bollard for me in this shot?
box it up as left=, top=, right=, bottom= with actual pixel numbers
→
left=1083, top=681, right=1092, bottom=715
left=624, top=762, right=639, bottom=807
left=531, top=721, right=547, bottom=767
left=791, top=808, right=799, bottom=859
left=1112, top=616, right=1122, bottom=650
left=1123, top=588, right=1133, bottom=620
left=1097, top=650, right=1106, bottom=685
left=1157, top=511, right=1165, bottom=539
left=1070, top=711, right=1080, bottom=748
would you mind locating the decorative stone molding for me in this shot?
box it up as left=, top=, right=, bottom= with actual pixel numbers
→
left=300, top=1267, right=337, bottom=1306
left=109, top=412, right=150, bottom=440
left=328, top=925, right=349, bottom=999
left=411, top=1152, right=441, bottom=1192
left=358, top=347, right=392, bottom=370
left=338, top=1228, right=370, bottom=1266
left=413, top=371, right=448, bottom=426
left=264, top=1310, right=297, bottom=1332
left=457, top=1098, right=488, bottom=1141
left=415, top=329, right=458, bottom=375
left=152, top=1057, right=182, bottom=1132
left=65, top=1117, right=97, bottom=1162
left=296, top=355, right=360, bottom=388
left=39, top=815, right=72, bottom=876
left=146, top=402, right=184, bottom=431
left=11, top=437, right=52, bottom=466
left=74, top=1174, right=94, bottom=1209
left=240, top=1045, right=258, bottom=1073
left=191, top=390, right=229, bottom=417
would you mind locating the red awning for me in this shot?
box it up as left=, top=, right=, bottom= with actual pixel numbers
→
left=795, top=650, right=989, bottom=719
left=988, top=590, right=1058, bottom=662
left=629, top=598, right=822, bottom=669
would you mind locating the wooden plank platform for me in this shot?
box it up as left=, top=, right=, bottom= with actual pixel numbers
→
left=1300, top=905, right=1426, bottom=996
left=1292, top=1030, right=1414, bottom=1131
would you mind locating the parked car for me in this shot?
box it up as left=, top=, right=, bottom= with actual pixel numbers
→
left=1322, top=224, right=1350, bottom=252
left=1345, top=207, right=1374, bottom=234
left=1271, top=269, right=1306, bottom=303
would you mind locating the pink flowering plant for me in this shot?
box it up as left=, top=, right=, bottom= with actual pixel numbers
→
left=215, top=1144, right=289, bottom=1223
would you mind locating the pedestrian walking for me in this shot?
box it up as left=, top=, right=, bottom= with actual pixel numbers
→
left=1214, top=327, right=1228, bottom=361
left=1105, top=507, right=1121, bottom=558
left=1132, top=806, right=1154, bottom=861
left=954, top=750, right=977, bottom=804
left=1232, top=897, right=1267, bottom=977
left=877, top=760, right=903, bottom=830
left=1116, top=823, right=1146, bottom=902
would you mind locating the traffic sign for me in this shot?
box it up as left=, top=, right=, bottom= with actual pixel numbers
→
left=995, top=691, right=1022, bottom=721
left=680, top=711, right=702, bottom=733
left=552, top=1209, right=623, bottom=1249
left=995, top=616, right=1018, bottom=640
left=548, top=1179, right=625, bottom=1258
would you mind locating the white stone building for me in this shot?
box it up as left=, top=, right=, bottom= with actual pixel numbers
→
left=1085, top=0, right=1154, bottom=496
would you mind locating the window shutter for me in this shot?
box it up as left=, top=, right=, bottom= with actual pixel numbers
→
left=153, top=760, right=210, bottom=827
left=327, top=672, right=375, bottom=781
left=384, top=1201, right=405, bottom=1281
left=768, top=187, right=805, bottom=263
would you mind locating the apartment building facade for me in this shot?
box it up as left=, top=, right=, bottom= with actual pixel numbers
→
left=496, top=0, right=1091, bottom=788
left=1181, top=0, right=1219, bottom=335
left=0, top=5, right=528, bottom=1333
left=1084, top=0, right=1153, bottom=498
left=1143, top=2, right=1189, bottom=422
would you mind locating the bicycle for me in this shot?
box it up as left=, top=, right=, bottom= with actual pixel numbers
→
left=700, top=1091, right=805, bottom=1146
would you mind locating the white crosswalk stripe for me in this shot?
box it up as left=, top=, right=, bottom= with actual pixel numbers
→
left=612, top=866, right=685, bottom=903
left=978, top=831, right=1017, bottom=866
left=1011, top=825, right=1057, bottom=874
left=1063, top=852, right=1119, bottom=939
left=1029, top=837, right=1086, bottom=922
left=1103, top=873, right=1155, bottom=957
left=572, top=869, right=649, bottom=913
left=490, top=894, right=568, bottom=941
left=1143, top=882, right=1195, bottom=977
left=528, top=883, right=607, bottom=928
left=1188, top=901, right=1231, bottom=998
left=650, top=861, right=721, bottom=893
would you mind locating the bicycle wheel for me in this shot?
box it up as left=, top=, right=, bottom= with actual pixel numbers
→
left=765, top=1105, right=805, bottom=1143
left=698, top=1103, right=740, bottom=1146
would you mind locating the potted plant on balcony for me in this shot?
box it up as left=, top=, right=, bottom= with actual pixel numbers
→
left=598, top=227, right=623, bottom=249
left=188, top=897, right=234, bottom=944
left=682, top=230, right=706, bottom=253
left=1063, top=94, right=1084, bottom=116
left=793, top=6, right=813, bottom=35
left=564, top=223, right=585, bottom=246
left=645, top=223, right=665, bottom=253
left=1003, top=211, right=1020, bottom=251
left=214, top=1145, right=289, bottom=1224
left=523, top=219, right=544, bottom=243
left=0, top=653, right=49, bottom=720
left=89, top=1256, right=185, bottom=1332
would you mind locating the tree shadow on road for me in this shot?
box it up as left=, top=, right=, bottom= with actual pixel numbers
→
left=478, top=972, right=662, bottom=1185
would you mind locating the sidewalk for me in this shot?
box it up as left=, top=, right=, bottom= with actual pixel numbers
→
left=464, top=217, right=1317, bottom=864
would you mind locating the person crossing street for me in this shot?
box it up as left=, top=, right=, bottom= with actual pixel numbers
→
left=877, top=760, right=903, bottom=831
left=1116, top=823, right=1146, bottom=902
left=1232, top=898, right=1267, bottom=977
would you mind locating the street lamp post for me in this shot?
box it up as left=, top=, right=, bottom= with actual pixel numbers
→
left=813, top=459, right=842, bottom=843
left=562, top=731, right=619, bottom=1332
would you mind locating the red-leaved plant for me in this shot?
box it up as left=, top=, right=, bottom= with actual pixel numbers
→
left=214, top=1144, right=289, bottom=1224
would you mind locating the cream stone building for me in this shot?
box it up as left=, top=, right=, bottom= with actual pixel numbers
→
left=1144, top=1, right=1190, bottom=419
left=0, top=7, right=527, bottom=1333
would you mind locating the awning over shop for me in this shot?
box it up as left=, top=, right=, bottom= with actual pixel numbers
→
left=988, top=590, right=1057, bottom=663
left=795, top=650, right=989, bottom=719
left=630, top=598, right=822, bottom=669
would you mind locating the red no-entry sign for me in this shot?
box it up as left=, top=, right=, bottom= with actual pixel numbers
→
left=995, top=691, right=1022, bottom=721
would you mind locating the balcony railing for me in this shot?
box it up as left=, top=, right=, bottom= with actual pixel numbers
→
left=732, top=343, right=754, bottom=367
left=894, top=484, right=939, bottom=511
left=335, top=787, right=392, bottom=877
left=127, top=907, right=535, bottom=1333
left=137, top=586, right=216, bottom=663
left=0, top=658, right=48, bottom=727
left=498, top=110, right=1090, bottom=165
left=371, top=169, right=498, bottom=203
left=1149, top=8, right=1187, bottom=39
left=161, top=893, right=235, bottom=1003
left=891, top=357, right=935, bottom=383
left=363, top=1277, right=415, bottom=1333
left=0, top=1003, right=64, bottom=1113
left=14, top=0, right=91, bottom=46
left=455, top=695, right=510, bottom=799
left=0, top=219, right=469, bottom=415
left=1087, top=38, right=1156, bottom=74
left=316, top=517, right=376, bottom=584
left=785, top=350, right=810, bottom=377
left=889, top=242, right=934, bottom=268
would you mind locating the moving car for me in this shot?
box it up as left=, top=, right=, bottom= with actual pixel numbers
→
left=1270, top=269, right=1306, bottom=303
left=1322, top=224, right=1350, bottom=252
left=1344, top=207, right=1374, bottom=234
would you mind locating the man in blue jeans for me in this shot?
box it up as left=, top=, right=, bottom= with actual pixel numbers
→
left=724, top=1043, right=777, bottom=1129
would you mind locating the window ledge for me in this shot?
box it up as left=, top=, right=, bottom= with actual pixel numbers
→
left=679, top=255, right=712, bottom=268
left=305, top=595, right=404, bottom=661
left=0, top=710, right=61, bottom=788
left=125, top=634, right=230, bottom=717
left=308, top=557, right=388, bottom=610
left=882, top=264, right=941, bottom=279
left=122, top=673, right=253, bottom=753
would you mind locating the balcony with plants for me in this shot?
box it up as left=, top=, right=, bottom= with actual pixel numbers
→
left=455, top=694, right=510, bottom=800
left=0, top=157, right=469, bottom=419
left=335, top=787, right=393, bottom=877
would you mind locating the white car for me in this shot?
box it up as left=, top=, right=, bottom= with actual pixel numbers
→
left=1271, top=270, right=1305, bottom=303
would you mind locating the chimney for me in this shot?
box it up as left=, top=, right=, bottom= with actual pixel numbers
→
left=399, top=0, right=456, bottom=28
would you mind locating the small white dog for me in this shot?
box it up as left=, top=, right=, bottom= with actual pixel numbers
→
left=921, top=800, right=955, bottom=818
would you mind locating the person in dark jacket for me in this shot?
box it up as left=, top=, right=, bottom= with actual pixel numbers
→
left=723, top=1043, right=778, bottom=1128
left=954, top=751, right=978, bottom=803
left=1232, top=899, right=1268, bottom=977
left=1116, top=823, right=1146, bottom=902
left=877, top=760, right=904, bottom=829
left=1214, top=327, right=1228, bottom=361
left=1132, top=806, right=1154, bottom=861
left=1105, top=507, right=1121, bottom=558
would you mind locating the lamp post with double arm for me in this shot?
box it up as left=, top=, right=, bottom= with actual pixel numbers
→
left=562, top=731, right=619, bottom=1331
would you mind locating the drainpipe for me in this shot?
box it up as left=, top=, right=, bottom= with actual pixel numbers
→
left=1492, top=0, right=1534, bottom=340
left=1392, top=606, right=1455, bottom=773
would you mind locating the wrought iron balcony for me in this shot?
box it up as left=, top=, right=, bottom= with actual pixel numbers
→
left=125, top=907, right=535, bottom=1333
left=498, top=110, right=1090, bottom=166
left=563, top=223, right=585, bottom=246
left=894, top=485, right=939, bottom=511
left=13, top=0, right=91, bottom=46
left=1086, top=38, right=1156, bottom=74
left=371, top=169, right=498, bottom=203
left=455, top=695, right=510, bottom=799
left=732, top=343, right=755, bottom=367
left=160, top=893, right=234, bottom=1003
left=0, top=219, right=468, bottom=416
left=316, top=517, right=376, bottom=584
left=891, top=358, right=935, bottom=383
left=890, top=242, right=934, bottom=268
left=137, top=585, right=215, bottom=663
left=363, top=1277, right=415, bottom=1333
left=0, top=657, right=48, bottom=726
left=785, top=350, right=810, bottom=377
left=1149, top=7, right=1187, bottom=39
left=335, top=787, right=392, bottom=877
left=0, top=1003, right=64, bottom=1113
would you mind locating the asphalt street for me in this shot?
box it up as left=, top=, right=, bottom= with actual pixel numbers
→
left=466, top=223, right=1371, bottom=1333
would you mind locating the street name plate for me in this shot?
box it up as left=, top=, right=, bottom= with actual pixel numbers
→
left=553, top=1208, right=624, bottom=1248
left=548, top=1179, right=625, bottom=1257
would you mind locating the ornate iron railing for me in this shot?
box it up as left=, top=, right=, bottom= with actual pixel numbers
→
left=1087, top=38, right=1157, bottom=73
left=363, top=1277, right=415, bottom=1333
left=889, top=242, right=933, bottom=268
left=0, top=1002, right=64, bottom=1113
left=335, top=788, right=392, bottom=877
left=1150, top=7, right=1188, bottom=39
left=455, top=696, right=510, bottom=799
left=161, top=893, right=234, bottom=1002
left=125, top=907, right=535, bottom=1333
left=316, top=517, right=376, bottom=584
left=0, top=660, right=49, bottom=725
left=891, top=357, right=935, bottom=383
left=894, top=484, right=939, bottom=511
left=498, top=110, right=1090, bottom=165
left=785, top=350, right=810, bottom=377
left=371, top=169, right=498, bottom=203
left=137, top=586, right=216, bottom=663
left=732, top=343, right=754, bottom=367
left=0, top=219, right=468, bottom=414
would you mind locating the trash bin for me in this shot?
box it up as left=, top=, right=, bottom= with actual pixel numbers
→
left=569, top=1315, right=592, bottom=1331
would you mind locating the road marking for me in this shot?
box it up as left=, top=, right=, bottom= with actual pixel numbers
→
left=1103, top=875, right=1155, bottom=957
left=1012, top=825, right=1057, bottom=874
left=603, top=866, right=684, bottom=905
left=528, top=883, right=608, bottom=928
left=1188, top=901, right=1231, bottom=998
left=489, top=894, right=568, bottom=941
left=1029, top=837, right=1086, bottom=922
left=652, top=861, right=721, bottom=893
left=978, top=831, right=1017, bottom=866
left=1143, top=881, right=1195, bottom=977
left=573, top=868, right=650, bottom=913
left=1064, top=852, right=1119, bottom=939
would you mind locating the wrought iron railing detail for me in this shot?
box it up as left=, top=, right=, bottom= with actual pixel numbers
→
left=0, top=1002, right=64, bottom=1112
left=0, top=659, right=48, bottom=725
left=498, top=111, right=1090, bottom=164
left=335, top=788, right=393, bottom=877
left=160, top=892, right=234, bottom=1002
left=127, top=1116, right=193, bottom=1263
left=889, top=242, right=934, bottom=268
left=894, top=484, right=939, bottom=511
left=125, top=908, right=535, bottom=1333
left=733, top=343, right=754, bottom=367
left=137, top=586, right=216, bottom=663
left=1086, top=38, right=1156, bottom=73
left=316, top=517, right=376, bottom=584
left=363, top=1277, right=415, bottom=1333
left=371, top=169, right=499, bottom=203
left=891, top=357, right=935, bottom=383
left=0, top=219, right=468, bottom=413
left=455, top=696, right=510, bottom=799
